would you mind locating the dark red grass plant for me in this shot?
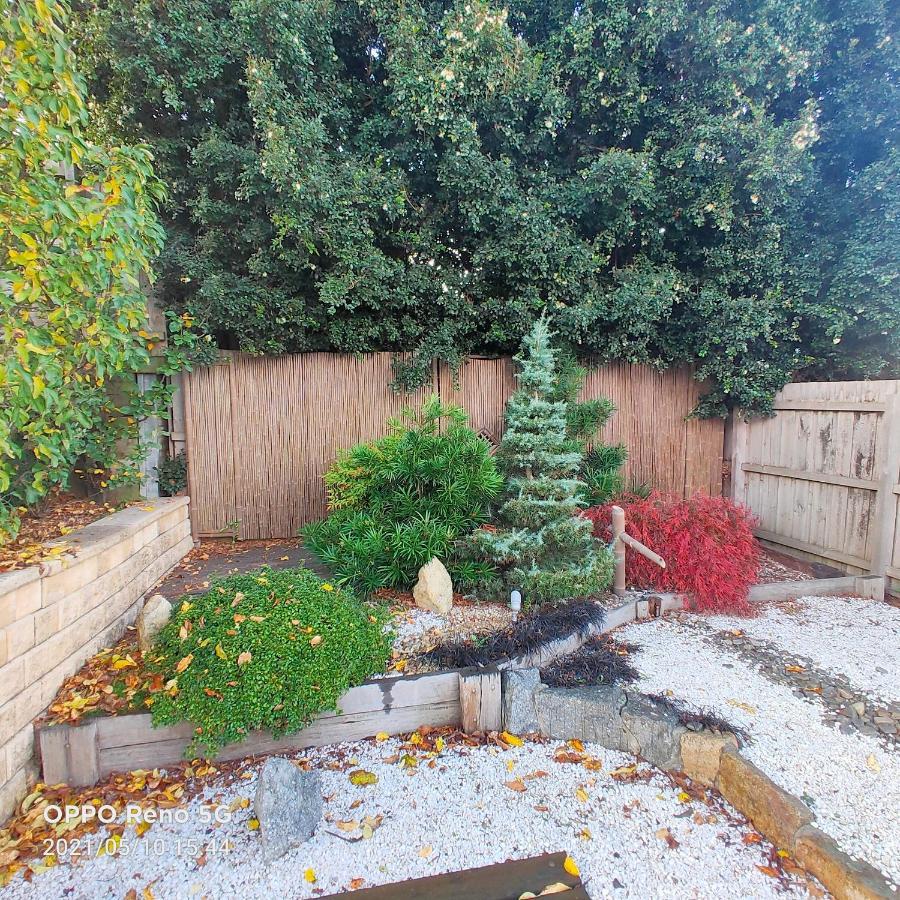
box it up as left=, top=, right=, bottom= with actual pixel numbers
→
left=583, top=492, right=760, bottom=614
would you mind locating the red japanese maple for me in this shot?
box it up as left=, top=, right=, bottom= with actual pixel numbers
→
left=583, top=492, right=760, bottom=614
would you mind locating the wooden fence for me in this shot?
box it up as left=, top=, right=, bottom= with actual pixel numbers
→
left=183, top=352, right=724, bottom=539
left=729, top=380, right=900, bottom=593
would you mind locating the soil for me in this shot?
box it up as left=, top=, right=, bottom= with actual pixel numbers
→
left=0, top=491, right=121, bottom=572
left=755, top=545, right=843, bottom=584
left=151, top=538, right=331, bottom=600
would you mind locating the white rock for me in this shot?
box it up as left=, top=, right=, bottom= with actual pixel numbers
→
left=136, top=593, right=172, bottom=651
left=413, top=557, right=453, bottom=615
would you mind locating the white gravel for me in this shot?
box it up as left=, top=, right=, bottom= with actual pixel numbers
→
left=3, top=738, right=819, bottom=900
left=706, top=595, right=900, bottom=705
left=621, top=613, right=900, bottom=887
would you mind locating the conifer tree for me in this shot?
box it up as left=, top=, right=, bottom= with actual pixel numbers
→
left=470, top=320, right=614, bottom=605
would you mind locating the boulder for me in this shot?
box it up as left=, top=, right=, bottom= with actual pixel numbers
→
left=254, top=758, right=322, bottom=862
left=412, top=557, right=453, bottom=614
left=136, top=594, right=172, bottom=652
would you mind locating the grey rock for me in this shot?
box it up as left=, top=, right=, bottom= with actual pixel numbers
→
left=501, top=668, right=544, bottom=734
left=254, top=758, right=322, bottom=862
left=136, top=594, right=172, bottom=652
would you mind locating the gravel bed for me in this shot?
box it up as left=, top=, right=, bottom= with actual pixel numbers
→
left=2, top=738, right=822, bottom=900
left=706, top=595, right=900, bottom=706
left=621, top=614, right=900, bottom=887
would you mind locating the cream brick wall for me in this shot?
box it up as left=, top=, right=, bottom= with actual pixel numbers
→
left=0, top=497, right=191, bottom=822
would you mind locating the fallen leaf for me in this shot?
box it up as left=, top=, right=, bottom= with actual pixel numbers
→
left=727, top=699, right=757, bottom=715
left=418, top=844, right=432, bottom=857
left=867, top=754, right=881, bottom=773
left=175, top=654, right=193, bottom=674
left=757, top=865, right=779, bottom=878
left=310, top=635, right=323, bottom=647
left=539, top=885, right=572, bottom=895
left=214, top=643, right=228, bottom=660
left=563, top=855, right=580, bottom=877
left=237, top=651, right=252, bottom=667
left=500, top=731, right=524, bottom=747
left=609, top=764, right=637, bottom=780
left=784, top=664, right=805, bottom=673
left=575, top=787, right=589, bottom=803
left=304, top=868, right=316, bottom=884
left=247, top=818, right=260, bottom=831
left=337, top=820, right=358, bottom=832
left=504, top=778, right=526, bottom=792
left=375, top=731, right=389, bottom=742
left=349, top=770, right=378, bottom=786
left=349, top=878, right=365, bottom=890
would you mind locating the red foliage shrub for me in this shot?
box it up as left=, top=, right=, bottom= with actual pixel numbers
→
left=583, top=492, right=760, bottom=614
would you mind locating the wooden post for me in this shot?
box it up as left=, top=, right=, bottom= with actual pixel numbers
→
left=730, top=409, right=750, bottom=506
left=870, top=391, right=900, bottom=577
left=459, top=668, right=502, bottom=733
left=611, top=505, right=626, bottom=597
left=40, top=721, right=100, bottom=787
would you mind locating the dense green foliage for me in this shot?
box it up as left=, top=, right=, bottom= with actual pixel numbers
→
left=581, top=444, right=628, bottom=504
left=156, top=449, right=187, bottom=497
left=469, top=321, right=614, bottom=605
left=303, top=397, right=503, bottom=591
left=148, top=567, right=392, bottom=756
left=75, top=0, right=898, bottom=414
left=0, top=0, right=192, bottom=540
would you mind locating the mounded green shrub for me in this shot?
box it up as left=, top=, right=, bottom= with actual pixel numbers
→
left=147, top=567, right=392, bottom=757
left=303, top=396, right=503, bottom=592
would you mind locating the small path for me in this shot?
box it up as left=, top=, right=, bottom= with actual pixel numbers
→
left=620, top=610, right=900, bottom=886
left=152, top=538, right=333, bottom=600
left=707, top=627, right=900, bottom=745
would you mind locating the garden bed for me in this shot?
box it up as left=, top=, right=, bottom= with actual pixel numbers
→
left=35, top=593, right=681, bottom=787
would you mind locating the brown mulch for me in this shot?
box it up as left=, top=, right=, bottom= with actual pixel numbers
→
left=0, top=492, right=120, bottom=573
left=36, top=627, right=164, bottom=727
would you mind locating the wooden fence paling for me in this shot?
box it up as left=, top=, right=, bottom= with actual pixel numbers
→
left=183, top=353, right=724, bottom=539
left=729, top=380, right=900, bottom=593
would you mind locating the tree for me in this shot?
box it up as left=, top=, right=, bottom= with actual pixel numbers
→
left=469, top=320, right=614, bottom=606
left=75, top=0, right=899, bottom=414
left=0, top=0, right=196, bottom=541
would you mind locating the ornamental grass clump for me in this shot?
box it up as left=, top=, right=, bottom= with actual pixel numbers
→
left=303, top=396, right=502, bottom=591
left=467, top=320, right=614, bottom=606
left=146, top=567, right=392, bottom=757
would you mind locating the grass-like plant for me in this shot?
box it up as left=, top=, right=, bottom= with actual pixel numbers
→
left=303, top=396, right=503, bottom=592
left=146, top=567, right=392, bottom=757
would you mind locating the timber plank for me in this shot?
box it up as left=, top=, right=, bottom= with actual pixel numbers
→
left=317, top=851, right=586, bottom=900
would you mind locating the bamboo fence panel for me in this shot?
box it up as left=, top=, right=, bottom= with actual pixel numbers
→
left=730, top=380, right=900, bottom=592
left=184, top=353, right=724, bottom=539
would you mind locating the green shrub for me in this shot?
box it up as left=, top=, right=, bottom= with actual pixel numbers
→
left=467, top=320, right=615, bottom=606
left=146, top=567, right=392, bottom=757
left=303, top=396, right=503, bottom=592
left=156, top=450, right=187, bottom=497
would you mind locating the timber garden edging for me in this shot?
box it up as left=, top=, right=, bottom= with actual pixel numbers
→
left=34, top=575, right=886, bottom=788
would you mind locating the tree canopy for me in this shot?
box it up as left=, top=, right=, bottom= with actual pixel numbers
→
left=76, top=0, right=899, bottom=414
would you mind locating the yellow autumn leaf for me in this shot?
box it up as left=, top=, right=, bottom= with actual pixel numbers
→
left=135, top=821, right=152, bottom=837
left=349, top=770, right=378, bottom=786
left=375, top=732, right=389, bottom=742
left=418, top=844, right=432, bottom=857
left=142, top=888, right=155, bottom=900
left=96, top=834, right=121, bottom=857
left=215, top=643, right=228, bottom=660
left=867, top=754, right=881, bottom=773
left=247, top=818, right=260, bottom=831
left=677, top=791, right=691, bottom=803
left=304, top=868, right=316, bottom=883
left=575, top=787, right=589, bottom=803
left=500, top=731, right=524, bottom=747
left=175, top=653, right=193, bottom=674
left=563, top=855, right=580, bottom=877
